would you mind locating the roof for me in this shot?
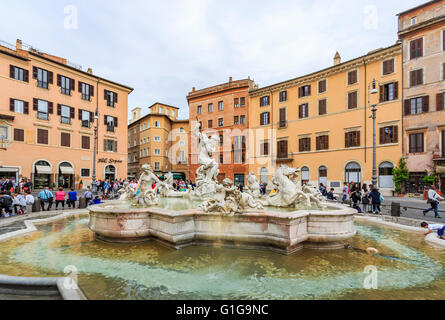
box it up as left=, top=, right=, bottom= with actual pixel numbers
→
left=149, top=102, right=180, bottom=110
left=187, top=78, right=254, bottom=101
left=396, top=0, right=443, bottom=16
left=128, top=112, right=189, bottom=127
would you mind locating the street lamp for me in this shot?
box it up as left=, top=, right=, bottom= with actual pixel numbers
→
left=91, top=112, right=99, bottom=195
left=368, top=79, right=380, bottom=187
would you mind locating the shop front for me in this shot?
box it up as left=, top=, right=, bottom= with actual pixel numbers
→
left=33, top=161, right=52, bottom=189
left=58, top=162, right=75, bottom=189
left=0, top=167, right=19, bottom=184
left=435, top=163, right=445, bottom=194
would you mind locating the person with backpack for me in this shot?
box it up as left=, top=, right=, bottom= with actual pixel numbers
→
left=350, top=183, right=361, bottom=209
left=423, top=185, right=444, bottom=219
left=369, top=187, right=383, bottom=214
left=361, top=184, right=370, bottom=213
left=83, top=187, right=93, bottom=205
left=0, top=192, right=13, bottom=217
left=38, top=187, right=54, bottom=211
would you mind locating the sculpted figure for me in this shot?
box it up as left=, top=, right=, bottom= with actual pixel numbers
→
left=118, top=182, right=136, bottom=201
left=132, top=164, right=161, bottom=207
left=246, top=172, right=261, bottom=198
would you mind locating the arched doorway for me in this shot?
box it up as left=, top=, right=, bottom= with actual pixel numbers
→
left=345, top=162, right=361, bottom=184
left=58, top=162, right=74, bottom=189
left=301, top=166, right=310, bottom=185
left=379, top=162, right=394, bottom=188
left=260, top=167, right=269, bottom=183
left=33, top=160, right=52, bottom=189
left=105, top=165, right=116, bottom=182
left=319, top=166, right=328, bottom=187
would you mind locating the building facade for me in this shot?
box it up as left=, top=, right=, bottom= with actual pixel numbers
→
left=128, top=103, right=189, bottom=180
left=248, top=45, right=403, bottom=195
left=0, top=39, right=132, bottom=189
left=187, top=77, right=256, bottom=186
left=398, top=0, right=445, bottom=193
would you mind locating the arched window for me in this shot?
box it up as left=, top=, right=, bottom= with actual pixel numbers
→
left=379, top=162, right=394, bottom=188
left=58, top=162, right=74, bottom=188
left=301, top=166, right=310, bottom=185
left=34, top=160, right=52, bottom=189
left=260, top=167, right=269, bottom=183
left=105, top=165, right=117, bottom=182
left=345, top=162, right=361, bottom=183
left=319, top=166, right=328, bottom=186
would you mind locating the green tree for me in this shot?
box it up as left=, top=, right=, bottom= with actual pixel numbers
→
left=392, top=158, right=409, bottom=193
left=422, top=171, right=437, bottom=186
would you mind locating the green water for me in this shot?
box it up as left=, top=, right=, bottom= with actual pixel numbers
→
left=0, top=216, right=444, bottom=300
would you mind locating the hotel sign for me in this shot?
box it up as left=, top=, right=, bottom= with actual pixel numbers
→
left=98, top=158, right=123, bottom=164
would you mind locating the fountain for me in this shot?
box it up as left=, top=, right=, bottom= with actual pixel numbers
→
left=88, top=123, right=356, bottom=254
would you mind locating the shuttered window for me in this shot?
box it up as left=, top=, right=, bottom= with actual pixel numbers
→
left=410, top=38, right=423, bottom=59
left=348, top=91, right=358, bottom=109
left=379, top=82, right=399, bottom=102
left=79, top=110, right=93, bottom=128
left=299, top=137, right=311, bottom=152
left=61, top=132, right=71, bottom=147
left=277, top=140, right=288, bottom=159
left=279, top=91, right=287, bottom=102
left=260, top=142, right=269, bottom=156
left=298, top=85, right=311, bottom=97
left=410, top=69, right=423, bottom=87
left=33, top=67, right=52, bottom=88
left=208, top=119, right=213, bottom=128
left=260, top=112, right=270, bottom=125
left=79, top=82, right=94, bottom=101
left=260, top=96, right=270, bottom=107
left=104, top=139, right=118, bottom=152
left=81, top=136, right=90, bottom=149
left=81, top=169, right=90, bottom=177
left=409, top=133, right=424, bottom=153
left=279, top=108, right=286, bottom=127
left=104, top=90, right=118, bottom=107
left=58, top=75, right=74, bottom=95
left=316, top=135, right=329, bottom=150
left=234, top=98, right=239, bottom=108
left=382, top=59, right=395, bottom=75
left=197, top=106, right=202, bottom=114
left=318, top=80, right=327, bottom=93
left=13, top=128, right=24, bottom=142
left=9, top=98, right=29, bottom=114
left=240, top=97, right=246, bottom=107
left=104, top=115, right=118, bottom=132
left=404, top=96, right=429, bottom=115
left=347, top=70, right=358, bottom=85
left=318, top=99, right=327, bottom=115
left=379, top=126, right=398, bottom=144
left=345, top=131, right=360, bottom=148
left=37, top=129, right=48, bottom=145
left=57, top=105, right=74, bottom=124
left=9, top=65, right=28, bottom=82
left=34, top=99, right=53, bottom=120
left=299, top=104, right=309, bottom=119
left=437, top=92, right=445, bottom=112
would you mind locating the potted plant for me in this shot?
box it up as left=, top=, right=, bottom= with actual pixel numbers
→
left=393, top=158, right=409, bottom=197
left=78, top=180, right=83, bottom=190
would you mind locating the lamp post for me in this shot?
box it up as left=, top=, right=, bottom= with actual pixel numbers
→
left=91, top=113, right=99, bottom=195
left=368, top=79, right=379, bottom=187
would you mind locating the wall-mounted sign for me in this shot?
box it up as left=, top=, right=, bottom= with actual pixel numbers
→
left=98, top=158, right=123, bottom=164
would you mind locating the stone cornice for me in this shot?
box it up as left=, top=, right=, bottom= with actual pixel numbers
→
left=249, top=45, right=402, bottom=98
left=398, top=14, right=445, bottom=38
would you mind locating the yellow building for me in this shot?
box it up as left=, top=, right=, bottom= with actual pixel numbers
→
left=248, top=44, right=402, bottom=195
left=128, top=103, right=189, bottom=180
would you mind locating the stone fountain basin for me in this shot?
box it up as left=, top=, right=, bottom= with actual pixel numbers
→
left=88, top=202, right=356, bottom=255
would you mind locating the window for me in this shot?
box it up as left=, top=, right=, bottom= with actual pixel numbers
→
left=380, top=126, right=398, bottom=144
left=299, top=85, right=311, bottom=97
left=166, top=109, right=169, bottom=116
left=409, top=133, right=424, bottom=153
left=219, top=154, right=224, bottom=164
left=154, top=136, right=161, bottom=142
left=80, top=110, right=92, bottom=128
left=260, top=112, right=270, bottom=125
left=58, top=75, right=73, bottom=95
left=104, top=139, right=118, bottom=152
left=318, top=99, right=327, bottom=115
left=61, top=132, right=71, bottom=147
left=347, top=70, right=358, bottom=85
left=234, top=116, right=239, bottom=125
left=279, top=91, right=287, bottom=102
left=277, top=140, right=288, bottom=159
left=218, top=101, right=223, bottom=111
left=279, top=108, right=286, bottom=127
left=13, top=128, right=24, bottom=142
left=104, top=90, right=118, bottom=107
left=345, top=131, right=360, bottom=148
left=0, top=126, right=8, bottom=142
left=380, top=82, right=399, bottom=102
left=105, top=115, right=117, bottom=132
left=79, top=82, right=93, bottom=101
left=240, top=97, right=246, bottom=107
left=180, top=127, right=185, bottom=133
left=208, top=103, right=213, bottom=113
left=81, top=136, right=90, bottom=149
left=59, top=105, right=72, bottom=124
left=234, top=98, right=239, bottom=108
left=9, top=65, right=28, bottom=82
left=219, top=134, right=224, bottom=147
left=208, top=120, right=213, bottom=128
left=197, top=106, right=202, bottom=114
left=299, top=104, right=309, bottom=119
left=155, top=121, right=160, bottom=127
left=218, top=118, right=223, bottom=127
left=37, top=128, right=48, bottom=145
left=240, top=115, right=246, bottom=125
left=404, top=96, right=429, bottom=115
left=34, top=99, right=52, bottom=120
left=9, top=99, right=28, bottom=114
left=260, top=96, right=270, bottom=107
left=81, top=169, right=91, bottom=177
left=410, top=38, right=423, bottom=59
left=316, top=135, right=329, bottom=150
left=410, top=69, right=423, bottom=87
left=154, top=162, right=161, bottom=170
left=411, top=17, right=416, bottom=25
left=383, top=59, right=395, bottom=75
left=318, top=80, right=327, bottom=93
left=159, top=107, right=163, bottom=114
left=154, top=149, right=161, bottom=155
left=437, top=92, right=445, bottom=111
left=299, top=137, right=311, bottom=152
left=33, top=67, right=52, bottom=89
left=348, top=91, right=358, bottom=109
left=260, top=142, right=269, bottom=156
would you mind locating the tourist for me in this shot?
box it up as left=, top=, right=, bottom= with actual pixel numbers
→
left=83, top=186, right=93, bottom=205
left=350, top=183, right=361, bottom=209
left=55, top=187, right=66, bottom=210
left=342, top=182, right=350, bottom=203
left=12, top=192, right=27, bottom=215
left=67, top=188, right=78, bottom=209
left=361, top=184, right=370, bottom=213
left=423, top=185, right=444, bottom=219
left=0, top=192, right=13, bottom=217
left=92, top=196, right=101, bottom=205
left=421, top=222, right=445, bottom=240
left=369, top=187, right=382, bottom=214
left=24, top=189, right=34, bottom=209
left=38, top=187, right=54, bottom=211
left=327, top=188, right=337, bottom=201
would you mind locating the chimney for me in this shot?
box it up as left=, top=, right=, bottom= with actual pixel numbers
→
left=229, top=77, right=233, bottom=83
left=16, top=39, right=22, bottom=50
left=334, top=52, right=341, bottom=66
left=87, top=68, right=93, bottom=74
left=192, top=87, right=196, bottom=92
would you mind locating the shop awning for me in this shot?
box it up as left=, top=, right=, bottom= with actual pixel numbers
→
left=36, top=165, right=52, bottom=174
left=60, top=166, right=74, bottom=175
left=0, top=167, right=18, bottom=173
left=437, top=166, right=445, bottom=174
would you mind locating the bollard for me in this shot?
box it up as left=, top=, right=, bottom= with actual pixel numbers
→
left=32, top=198, right=41, bottom=213
left=78, top=197, right=87, bottom=209
left=391, top=202, right=401, bottom=217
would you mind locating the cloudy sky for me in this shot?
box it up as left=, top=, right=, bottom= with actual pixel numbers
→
left=1, top=0, right=427, bottom=120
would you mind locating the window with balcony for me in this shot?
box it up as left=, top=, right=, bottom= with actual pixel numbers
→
left=80, top=110, right=92, bottom=128
left=105, top=115, right=117, bottom=132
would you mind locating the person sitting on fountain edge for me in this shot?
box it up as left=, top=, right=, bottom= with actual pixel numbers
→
left=421, top=222, right=445, bottom=240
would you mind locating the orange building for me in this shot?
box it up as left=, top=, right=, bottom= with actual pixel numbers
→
left=0, top=39, right=133, bottom=189
left=187, top=77, right=257, bottom=186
